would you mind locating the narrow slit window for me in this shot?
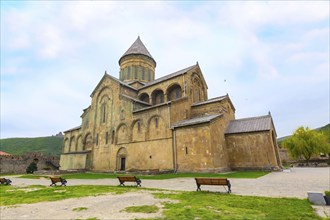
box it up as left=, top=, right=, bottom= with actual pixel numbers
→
left=111, top=130, right=115, bottom=144
left=106, top=132, right=109, bottom=144
left=155, top=117, right=158, bottom=128
left=102, top=104, right=106, bottom=123
left=137, top=121, right=141, bottom=132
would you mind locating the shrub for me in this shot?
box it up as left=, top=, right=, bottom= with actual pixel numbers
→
left=26, top=162, right=38, bottom=174
left=325, top=191, right=330, bottom=196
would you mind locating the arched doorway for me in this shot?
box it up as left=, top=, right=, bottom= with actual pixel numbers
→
left=116, top=147, right=127, bottom=171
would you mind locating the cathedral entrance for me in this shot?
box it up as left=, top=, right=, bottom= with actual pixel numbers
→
left=116, top=147, right=127, bottom=171
left=120, top=157, right=126, bottom=170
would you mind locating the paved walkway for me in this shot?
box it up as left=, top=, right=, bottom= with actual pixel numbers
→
left=1, top=167, right=330, bottom=219
left=4, top=167, right=330, bottom=199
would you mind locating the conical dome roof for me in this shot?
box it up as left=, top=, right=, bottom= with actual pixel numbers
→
left=119, top=36, right=156, bottom=66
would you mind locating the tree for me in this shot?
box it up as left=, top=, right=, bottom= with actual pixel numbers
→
left=282, top=126, right=329, bottom=164
left=26, top=161, right=38, bottom=174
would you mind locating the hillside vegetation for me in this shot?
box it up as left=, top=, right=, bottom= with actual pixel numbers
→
left=0, top=136, right=63, bottom=156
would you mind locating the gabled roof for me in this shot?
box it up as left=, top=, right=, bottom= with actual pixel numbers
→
left=171, top=114, right=222, bottom=129
left=141, top=64, right=197, bottom=89
left=90, top=72, right=137, bottom=97
left=192, top=95, right=227, bottom=107
left=64, top=125, right=82, bottom=133
left=192, top=94, right=236, bottom=112
left=119, top=36, right=156, bottom=65
left=225, top=114, right=275, bottom=135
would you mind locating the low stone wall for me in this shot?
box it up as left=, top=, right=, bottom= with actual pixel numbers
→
left=0, top=153, right=60, bottom=174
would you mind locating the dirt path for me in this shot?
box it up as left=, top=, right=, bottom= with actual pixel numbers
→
left=1, top=191, right=173, bottom=220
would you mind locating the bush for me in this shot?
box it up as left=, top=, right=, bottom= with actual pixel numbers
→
left=26, top=162, right=38, bottom=174
left=325, top=191, right=330, bottom=196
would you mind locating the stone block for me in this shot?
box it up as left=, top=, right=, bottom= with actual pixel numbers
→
left=308, top=192, right=326, bottom=205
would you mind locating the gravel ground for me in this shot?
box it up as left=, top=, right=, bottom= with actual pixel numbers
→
left=1, top=167, right=329, bottom=219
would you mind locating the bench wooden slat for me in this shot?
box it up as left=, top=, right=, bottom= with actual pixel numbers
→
left=50, top=177, right=67, bottom=186
left=195, top=177, right=231, bottom=193
left=117, top=176, right=141, bottom=187
left=0, top=178, right=12, bottom=185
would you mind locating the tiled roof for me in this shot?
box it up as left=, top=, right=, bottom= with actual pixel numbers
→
left=192, top=95, right=227, bottom=107
left=0, top=151, right=11, bottom=156
left=142, top=64, right=197, bottom=89
left=171, top=114, right=222, bottom=129
left=64, top=125, right=82, bottom=133
left=119, top=36, right=156, bottom=65
left=225, top=115, right=273, bottom=134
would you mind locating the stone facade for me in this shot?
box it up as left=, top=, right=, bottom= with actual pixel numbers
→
left=60, top=37, right=282, bottom=173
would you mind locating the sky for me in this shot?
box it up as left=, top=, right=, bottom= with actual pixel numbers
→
left=1, top=1, right=329, bottom=139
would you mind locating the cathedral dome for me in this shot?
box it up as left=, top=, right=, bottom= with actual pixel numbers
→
left=119, top=37, right=156, bottom=83
left=119, top=36, right=156, bottom=66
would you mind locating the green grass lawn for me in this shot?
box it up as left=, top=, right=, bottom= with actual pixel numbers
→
left=153, top=191, right=321, bottom=220
left=0, top=185, right=139, bottom=206
left=16, top=171, right=269, bottom=180
left=0, top=185, right=321, bottom=220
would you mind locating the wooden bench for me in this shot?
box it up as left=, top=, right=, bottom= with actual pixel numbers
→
left=195, top=178, right=231, bottom=193
left=50, top=177, right=67, bottom=186
left=117, top=176, right=141, bottom=187
left=0, top=178, right=12, bottom=185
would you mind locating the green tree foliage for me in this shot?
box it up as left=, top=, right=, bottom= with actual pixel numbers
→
left=26, top=162, right=38, bottom=174
left=283, top=126, right=329, bottom=163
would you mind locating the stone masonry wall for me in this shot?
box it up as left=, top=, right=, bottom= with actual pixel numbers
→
left=0, top=153, right=60, bottom=174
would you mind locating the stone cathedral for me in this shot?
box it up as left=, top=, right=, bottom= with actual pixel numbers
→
left=60, top=37, right=282, bottom=172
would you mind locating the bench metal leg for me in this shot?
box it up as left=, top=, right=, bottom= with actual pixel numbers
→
left=196, top=184, right=201, bottom=191
left=119, top=181, right=125, bottom=186
left=227, top=181, right=231, bottom=193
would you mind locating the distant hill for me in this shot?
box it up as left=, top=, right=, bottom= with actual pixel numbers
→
left=278, top=124, right=330, bottom=146
left=0, top=136, right=64, bottom=156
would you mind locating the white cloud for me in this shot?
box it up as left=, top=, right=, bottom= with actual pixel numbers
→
left=1, top=1, right=329, bottom=138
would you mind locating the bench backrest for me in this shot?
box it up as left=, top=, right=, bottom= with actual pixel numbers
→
left=50, top=177, right=62, bottom=182
left=117, top=176, right=137, bottom=181
left=195, top=178, right=228, bottom=185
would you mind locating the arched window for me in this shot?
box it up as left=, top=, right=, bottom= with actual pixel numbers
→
left=167, top=84, right=182, bottom=101
left=84, top=133, right=93, bottom=150
left=69, top=137, right=76, bottom=152
left=139, top=93, right=150, bottom=103
left=102, top=104, right=106, bottom=123
left=151, top=89, right=164, bottom=105
left=191, top=76, right=204, bottom=103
